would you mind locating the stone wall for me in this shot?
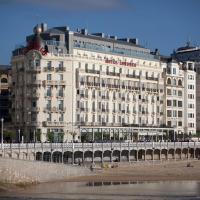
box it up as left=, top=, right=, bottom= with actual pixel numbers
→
left=0, top=157, right=90, bottom=184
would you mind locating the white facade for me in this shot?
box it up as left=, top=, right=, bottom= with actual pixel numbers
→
left=11, top=24, right=196, bottom=142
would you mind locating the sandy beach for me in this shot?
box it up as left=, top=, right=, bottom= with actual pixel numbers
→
left=66, top=160, right=200, bottom=182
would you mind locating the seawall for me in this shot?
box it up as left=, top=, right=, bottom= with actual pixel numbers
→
left=0, top=157, right=90, bottom=184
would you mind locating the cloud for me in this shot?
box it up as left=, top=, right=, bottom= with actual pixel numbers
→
left=0, top=0, right=133, bottom=11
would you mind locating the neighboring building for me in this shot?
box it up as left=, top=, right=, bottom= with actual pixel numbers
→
left=161, top=59, right=196, bottom=137
left=11, top=23, right=196, bottom=142
left=0, top=65, right=11, bottom=122
left=172, top=43, right=200, bottom=132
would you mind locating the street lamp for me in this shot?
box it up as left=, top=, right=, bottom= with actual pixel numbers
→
left=18, top=129, right=20, bottom=143
left=1, top=118, right=4, bottom=149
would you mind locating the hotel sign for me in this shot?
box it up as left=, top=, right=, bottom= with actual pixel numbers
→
left=105, top=59, right=136, bottom=67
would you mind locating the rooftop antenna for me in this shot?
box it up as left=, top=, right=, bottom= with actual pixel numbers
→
left=186, top=35, right=191, bottom=47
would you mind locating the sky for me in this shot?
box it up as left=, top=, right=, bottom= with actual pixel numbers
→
left=0, top=0, right=200, bottom=65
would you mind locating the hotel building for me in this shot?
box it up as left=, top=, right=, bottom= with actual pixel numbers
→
left=11, top=23, right=196, bottom=142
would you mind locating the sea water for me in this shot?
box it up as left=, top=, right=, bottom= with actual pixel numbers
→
left=0, top=181, right=200, bottom=200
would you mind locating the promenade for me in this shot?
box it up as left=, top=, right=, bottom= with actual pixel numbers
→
left=1, top=142, right=200, bottom=164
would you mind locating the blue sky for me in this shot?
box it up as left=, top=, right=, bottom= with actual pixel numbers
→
left=0, top=0, right=200, bottom=64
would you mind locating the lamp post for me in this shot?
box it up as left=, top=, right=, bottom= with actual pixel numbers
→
left=1, top=118, right=4, bottom=149
left=33, top=129, right=36, bottom=143
left=18, top=129, right=20, bottom=143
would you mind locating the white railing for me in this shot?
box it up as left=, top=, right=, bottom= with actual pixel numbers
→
left=2, top=142, right=200, bottom=151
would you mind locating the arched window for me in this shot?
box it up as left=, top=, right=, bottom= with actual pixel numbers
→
left=167, top=78, right=171, bottom=85
left=178, top=79, right=182, bottom=86
left=1, top=78, right=7, bottom=83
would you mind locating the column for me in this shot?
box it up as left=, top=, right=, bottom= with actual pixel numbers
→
left=101, top=142, right=104, bottom=163
left=92, top=142, right=94, bottom=163
left=128, top=142, right=130, bottom=162
left=92, top=128, right=94, bottom=142
left=82, top=143, right=85, bottom=165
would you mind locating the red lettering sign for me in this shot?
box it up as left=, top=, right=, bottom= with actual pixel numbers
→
left=105, top=59, right=136, bottom=67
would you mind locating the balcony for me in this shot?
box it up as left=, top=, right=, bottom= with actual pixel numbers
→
left=106, top=72, right=120, bottom=77
left=80, top=107, right=88, bottom=112
left=80, top=94, right=88, bottom=98
left=43, top=121, right=66, bottom=127
left=43, top=67, right=54, bottom=72
left=85, top=69, right=100, bottom=74
left=126, top=74, right=140, bottom=79
left=57, top=80, right=66, bottom=85
left=146, top=77, right=159, bottom=81
left=56, top=93, right=65, bottom=98
left=45, top=93, right=53, bottom=98
left=58, top=106, right=66, bottom=112
left=55, top=67, right=66, bottom=72
left=102, top=108, right=109, bottom=113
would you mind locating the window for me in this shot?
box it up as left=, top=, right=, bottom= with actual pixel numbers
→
left=32, top=101, right=36, bottom=107
left=173, top=100, right=177, bottom=107
left=173, top=89, right=177, bottom=96
left=85, top=63, right=88, bottom=71
left=167, top=78, right=171, bottom=85
left=178, top=121, right=182, bottom=126
left=173, top=110, right=177, bottom=117
left=35, top=59, right=40, bottom=67
left=167, top=110, right=172, bottom=117
left=92, top=114, right=95, bottom=122
left=178, top=90, right=182, bottom=97
left=188, top=104, right=194, bottom=109
left=59, top=74, right=63, bottom=81
left=167, top=89, right=171, bottom=95
left=178, top=79, right=182, bottom=86
left=167, top=100, right=171, bottom=106
left=47, top=74, right=51, bottom=80
left=173, top=68, right=176, bottom=75
left=1, top=78, right=7, bottom=83
left=173, top=79, right=176, bottom=85
left=178, top=111, right=182, bottom=117
left=188, top=84, right=194, bottom=90
left=59, top=114, right=64, bottom=121
left=59, top=61, right=63, bottom=68
left=188, top=94, right=194, bottom=99
left=188, top=113, right=194, bottom=118
left=77, top=114, right=80, bottom=122
left=178, top=101, right=182, bottom=107
left=47, top=61, right=52, bottom=68
left=47, top=113, right=51, bottom=122
left=167, top=121, right=171, bottom=127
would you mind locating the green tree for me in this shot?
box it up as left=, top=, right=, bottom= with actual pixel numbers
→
left=4, top=130, right=16, bottom=143
left=36, top=130, right=41, bottom=142
left=47, top=131, right=54, bottom=143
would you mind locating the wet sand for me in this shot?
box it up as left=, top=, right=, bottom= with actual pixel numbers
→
left=1, top=160, right=200, bottom=200
left=66, top=160, right=200, bottom=182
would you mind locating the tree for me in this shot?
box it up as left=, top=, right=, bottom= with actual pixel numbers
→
left=4, top=130, right=16, bottom=143
left=47, top=131, right=54, bottom=143
left=36, top=130, right=41, bottom=142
